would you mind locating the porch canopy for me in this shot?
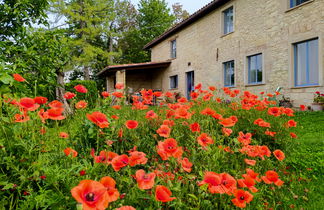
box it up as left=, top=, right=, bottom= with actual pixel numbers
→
left=97, top=61, right=171, bottom=93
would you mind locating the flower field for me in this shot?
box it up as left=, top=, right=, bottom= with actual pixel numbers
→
left=0, top=78, right=319, bottom=209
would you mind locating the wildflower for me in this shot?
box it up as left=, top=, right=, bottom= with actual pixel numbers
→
left=14, top=113, right=30, bottom=123
left=112, top=105, right=121, bottom=110
left=300, top=104, right=306, bottom=111
left=115, top=83, right=124, bottom=89
left=231, top=189, right=253, bottom=208
left=199, top=172, right=237, bottom=194
left=265, top=130, right=276, bottom=137
left=47, top=108, right=65, bottom=120
left=135, top=169, right=156, bottom=190
left=19, top=98, right=40, bottom=111
left=222, top=128, right=233, bottom=136
left=190, top=122, right=200, bottom=133
left=59, top=132, right=69, bottom=138
left=48, top=100, right=63, bottom=108
left=111, top=155, right=129, bottom=171
left=273, top=149, right=285, bottom=161
left=290, top=132, right=297, bottom=138
left=156, top=125, right=171, bottom=138
left=13, top=73, right=26, bottom=82
left=87, top=112, right=109, bottom=128
left=129, top=151, right=148, bottom=167
left=101, top=91, right=110, bottom=98
left=238, top=176, right=258, bottom=193
left=197, top=133, right=214, bottom=147
left=112, top=92, right=124, bottom=98
left=254, top=118, right=271, bottom=128
left=71, top=180, right=108, bottom=210
left=64, top=92, right=76, bottom=99
left=157, top=138, right=183, bottom=160
left=287, top=120, right=297, bottom=128
left=64, top=148, right=78, bottom=157
left=238, top=132, right=252, bottom=145
left=91, top=150, right=118, bottom=165
left=75, top=100, right=87, bottom=109
left=209, top=86, right=216, bottom=91
left=268, top=107, right=281, bottom=117
left=100, top=176, right=120, bottom=203
left=116, top=206, right=136, bottom=210
left=74, top=85, right=88, bottom=93
left=163, top=119, right=175, bottom=127
left=180, top=158, right=193, bottom=173
left=145, top=110, right=158, bottom=119
left=34, top=96, right=48, bottom=105
left=174, top=107, right=192, bottom=119
left=244, top=159, right=256, bottom=166
left=261, top=170, right=284, bottom=186
left=79, top=170, right=86, bottom=176
left=125, top=120, right=138, bottom=129
left=155, top=185, right=176, bottom=202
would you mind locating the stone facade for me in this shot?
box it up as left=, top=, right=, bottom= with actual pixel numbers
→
left=150, top=0, right=324, bottom=106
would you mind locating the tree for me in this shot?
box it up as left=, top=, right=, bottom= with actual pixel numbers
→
left=119, top=0, right=175, bottom=63
left=172, top=3, right=190, bottom=24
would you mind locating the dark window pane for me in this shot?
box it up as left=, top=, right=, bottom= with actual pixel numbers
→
left=248, top=54, right=262, bottom=84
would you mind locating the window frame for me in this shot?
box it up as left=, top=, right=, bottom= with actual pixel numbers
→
left=293, top=38, right=319, bottom=87
left=289, top=0, right=310, bottom=8
left=169, top=75, right=178, bottom=89
left=170, top=39, right=177, bottom=59
left=223, top=60, right=235, bottom=87
left=222, top=6, right=234, bottom=35
left=247, top=53, right=263, bottom=85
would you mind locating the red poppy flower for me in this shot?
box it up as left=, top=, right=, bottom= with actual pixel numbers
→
left=200, top=108, right=216, bottom=116
left=155, top=185, right=176, bottom=202
left=189, top=122, right=200, bottom=133
left=145, top=110, right=158, bottom=119
left=194, top=83, right=202, bottom=90
left=180, top=158, right=193, bottom=173
left=197, top=133, right=214, bottom=147
left=13, top=73, right=26, bottom=82
left=209, top=86, right=216, bottom=91
left=273, top=149, right=285, bottom=161
left=87, top=112, right=109, bottom=128
left=100, top=176, right=120, bottom=203
left=244, top=169, right=261, bottom=182
left=129, top=151, right=148, bottom=167
left=64, top=92, right=76, bottom=99
left=265, top=130, right=276, bottom=137
left=198, top=171, right=221, bottom=194
left=199, top=172, right=237, bottom=194
left=101, top=91, right=110, bottom=98
left=59, top=132, right=69, bottom=138
left=75, top=100, right=88, bottom=109
left=219, top=117, right=236, bottom=127
left=290, top=132, right=297, bottom=138
left=115, top=83, right=124, bottom=89
left=38, top=109, right=49, bottom=123
left=47, top=108, right=65, bottom=120
left=174, top=107, right=192, bottom=119
left=125, top=120, right=138, bottom=129
left=79, top=170, right=86, bottom=176
left=254, top=118, right=271, bottom=128
left=156, top=125, right=171, bottom=138
left=268, top=107, right=281, bottom=117
left=163, top=119, right=175, bottom=127
left=111, top=155, right=129, bottom=171
left=244, top=159, right=256, bottom=166
left=157, top=138, right=183, bottom=160
left=112, top=91, right=124, bottom=98
left=222, top=127, right=233, bottom=136
left=19, top=97, right=40, bottom=111
left=286, top=120, right=297, bottom=128
left=74, top=85, right=88, bottom=93
left=135, top=169, right=156, bottom=190
left=48, top=100, right=64, bottom=108
left=91, top=150, right=118, bottom=165
left=190, top=92, right=199, bottom=100
left=116, top=206, right=136, bottom=210
left=231, top=189, right=253, bottom=208
left=238, top=176, right=258, bottom=193
left=64, top=148, right=78, bottom=157
left=71, top=180, right=109, bottom=210
left=34, top=96, right=48, bottom=105
left=300, top=104, right=306, bottom=111
left=14, top=113, right=30, bottom=123
left=238, top=132, right=252, bottom=145
left=261, top=170, right=284, bottom=186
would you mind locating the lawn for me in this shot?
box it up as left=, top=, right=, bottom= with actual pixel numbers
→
left=285, top=111, right=324, bottom=208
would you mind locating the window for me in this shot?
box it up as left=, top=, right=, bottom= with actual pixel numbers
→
left=224, top=60, right=235, bottom=87
left=170, top=75, right=178, bottom=89
left=223, top=6, right=234, bottom=34
left=171, top=39, right=176, bottom=59
left=294, top=38, right=319, bottom=87
left=290, top=0, right=310, bottom=8
left=248, top=54, right=263, bottom=84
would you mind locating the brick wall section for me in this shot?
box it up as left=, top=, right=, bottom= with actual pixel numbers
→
left=150, top=0, right=324, bottom=106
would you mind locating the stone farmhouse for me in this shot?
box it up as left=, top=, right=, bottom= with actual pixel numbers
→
left=97, top=0, right=324, bottom=106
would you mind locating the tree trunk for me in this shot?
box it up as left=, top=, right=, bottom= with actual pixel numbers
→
left=56, top=69, right=72, bottom=115
left=83, top=66, right=90, bottom=80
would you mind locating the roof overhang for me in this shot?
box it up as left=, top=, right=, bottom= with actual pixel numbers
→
left=143, top=0, right=230, bottom=50
left=97, top=61, right=171, bottom=77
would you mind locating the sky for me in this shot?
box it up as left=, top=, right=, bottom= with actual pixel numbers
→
left=130, top=0, right=213, bottom=14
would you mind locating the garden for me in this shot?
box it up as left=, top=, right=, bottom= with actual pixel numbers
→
left=1, top=76, right=323, bottom=209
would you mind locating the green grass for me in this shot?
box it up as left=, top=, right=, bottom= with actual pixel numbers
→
left=285, top=111, right=324, bottom=208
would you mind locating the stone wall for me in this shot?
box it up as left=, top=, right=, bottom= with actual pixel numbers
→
left=151, top=0, right=324, bottom=106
